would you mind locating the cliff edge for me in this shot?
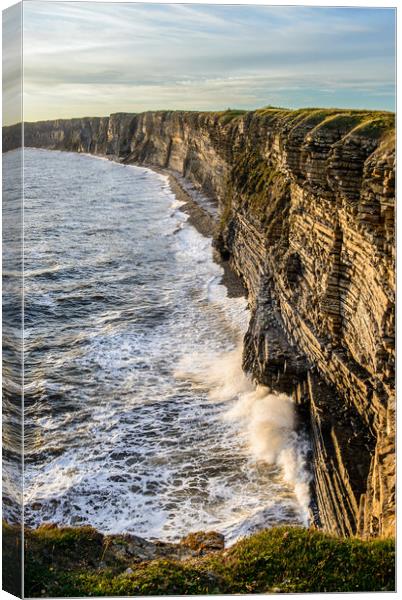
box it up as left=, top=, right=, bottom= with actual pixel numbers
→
left=3, top=107, right=395, bottom=539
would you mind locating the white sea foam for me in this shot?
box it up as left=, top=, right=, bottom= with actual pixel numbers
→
left=15, top=148, right=310, bottom=544
left=176, top=346, right=311, bottom=524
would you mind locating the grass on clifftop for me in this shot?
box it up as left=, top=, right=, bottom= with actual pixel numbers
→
left=254, top=106, right=395, bottom=138
left=14, top=523, right=395, bottom=596
left=204, top=107, right=394, bottom=144
left=213, top=108, right=248, bottom=125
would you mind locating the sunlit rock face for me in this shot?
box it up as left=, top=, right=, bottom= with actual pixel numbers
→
left=4, top=107, right=395, bottom=538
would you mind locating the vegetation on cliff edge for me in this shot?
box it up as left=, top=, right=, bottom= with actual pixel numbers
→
left=223, top=106, right=395, bottom=139
left=6, top=522, right=394, bottom=596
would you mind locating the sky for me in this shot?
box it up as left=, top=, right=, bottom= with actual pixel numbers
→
left=4, top=1, right=397, bottom=123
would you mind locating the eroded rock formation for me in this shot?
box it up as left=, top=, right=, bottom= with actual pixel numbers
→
left=3, top=107, right=395, bottom=538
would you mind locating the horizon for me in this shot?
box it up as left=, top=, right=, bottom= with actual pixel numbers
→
left=3, top=2, right=396, bottom=125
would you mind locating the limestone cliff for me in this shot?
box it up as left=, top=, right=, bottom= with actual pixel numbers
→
left=3, top=107, right=395, bottom=539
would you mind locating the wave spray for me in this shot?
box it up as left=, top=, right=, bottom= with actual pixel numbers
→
left=176, top=345, right=311, bottom=524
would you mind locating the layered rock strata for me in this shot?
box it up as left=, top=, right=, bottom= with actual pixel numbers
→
left=3, top=107, right=395, bottom=538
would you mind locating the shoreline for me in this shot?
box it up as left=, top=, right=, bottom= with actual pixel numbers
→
left=18, top=149, right=259, bottom=545
left=21, top=147, right=247, bottom=300
left=148, top=163, right=247, bottom=300
left=18, top=149, right=312, bottom=545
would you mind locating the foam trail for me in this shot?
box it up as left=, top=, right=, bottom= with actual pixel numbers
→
left=176, top=345, right=311, bottom=523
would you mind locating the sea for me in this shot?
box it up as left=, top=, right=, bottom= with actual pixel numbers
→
left=3, top=148, right=310, bottom=544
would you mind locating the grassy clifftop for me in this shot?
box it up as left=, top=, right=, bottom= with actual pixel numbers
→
left=206, top=106, right=395, bottom=138
left=4, top=523, right=394, bottom=596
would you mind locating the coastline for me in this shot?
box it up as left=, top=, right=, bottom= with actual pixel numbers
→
left=3, top=145, right=395, bottom=596
left=14, top=146, right=247, bottom=300
left=8, top=143, right=395, bottom=542
left=19, top=149, right=309, bottom=537
left=19, top=148, right=268, bottom=542
left=151, top=164, right=247, bottom=300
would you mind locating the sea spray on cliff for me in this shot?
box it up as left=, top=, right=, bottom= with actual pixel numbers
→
left=175, top=346, right=311, bottom=523
left=227, top=389, right=311, bottom=521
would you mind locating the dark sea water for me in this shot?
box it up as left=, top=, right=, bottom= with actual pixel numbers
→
left=4, top=148, right=310, bottom=543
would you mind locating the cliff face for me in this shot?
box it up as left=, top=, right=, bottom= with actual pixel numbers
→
left=3, top=107, right=395, bottom=539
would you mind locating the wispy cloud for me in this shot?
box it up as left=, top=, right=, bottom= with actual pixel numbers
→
left=19, top=2, right=395, bottom=122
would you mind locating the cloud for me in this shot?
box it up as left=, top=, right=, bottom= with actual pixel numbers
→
left=19, top=2, right=395, bottom=122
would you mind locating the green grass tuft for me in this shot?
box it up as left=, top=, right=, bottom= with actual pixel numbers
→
left=21, top=524, right=395, bottom=596
left=215, top=109, right=248, bottom=125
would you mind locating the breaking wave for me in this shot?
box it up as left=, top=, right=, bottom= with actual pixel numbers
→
left=176, top=346, right=311, bottom=524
